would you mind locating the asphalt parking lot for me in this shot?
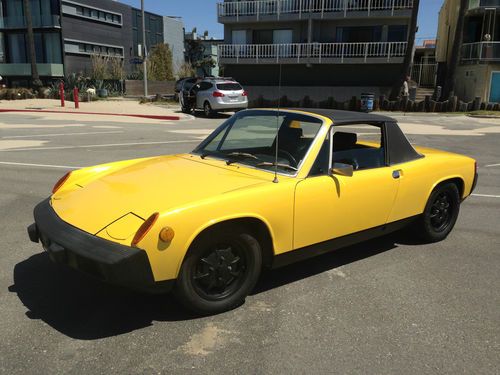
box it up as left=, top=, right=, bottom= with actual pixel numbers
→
left=0, top=110, right=499, bottom=374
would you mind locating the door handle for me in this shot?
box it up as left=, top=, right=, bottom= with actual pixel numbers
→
left=392, top=170, right=401, bottom=179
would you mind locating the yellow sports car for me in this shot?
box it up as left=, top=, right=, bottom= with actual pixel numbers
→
left=28, top=109, right=478, bottom=314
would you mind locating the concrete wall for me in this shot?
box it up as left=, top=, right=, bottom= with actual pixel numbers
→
left=245, top=85, right=390, bottom=103
left=125, top=80, right=175, bottom=96
left=163, top=16, right=185, bottom=76
left=225, top=64, right=401, bottom=86
left=456, top=63, right=500, bottom=102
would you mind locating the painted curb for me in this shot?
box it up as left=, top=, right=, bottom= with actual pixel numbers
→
left=0, top=109, right=181, bottom=121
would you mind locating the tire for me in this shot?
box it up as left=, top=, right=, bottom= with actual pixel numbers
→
left=181, top=106, right=191, bottom=114
left=417, top=182, right=460, bottom=243
left=203, top=101, right=214, bottom=117
left=175, top=228, right=262, bottom=315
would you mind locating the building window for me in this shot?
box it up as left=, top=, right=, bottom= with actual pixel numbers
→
left=64, top=39, right=124, bottom=58
left=0, top=33, right=5, bottom=63
left=336, top=26, right=383, bottom=43
left=387, top=25, right=408, bottom=42
left=61, top=1, right=122, bottom=25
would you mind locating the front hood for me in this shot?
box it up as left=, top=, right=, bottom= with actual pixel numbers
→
left=52, top=154, right=268, bottom=234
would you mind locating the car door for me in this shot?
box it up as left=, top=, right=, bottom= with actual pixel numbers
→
left=293, top=125, right=400, bottom=250
left=196, top=82, right=213, bottom=109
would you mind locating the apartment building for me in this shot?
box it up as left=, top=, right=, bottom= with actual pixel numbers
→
left=0, top=0, right=64, bottom=84
left=0, top=0, right=168, bottom=86
left=436, top=0, right=500, bottom=102
left=217, top=0, right=414, bottom=101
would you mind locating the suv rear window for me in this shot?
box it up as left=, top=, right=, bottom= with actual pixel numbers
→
left=216, top=83, right=242, bottom=91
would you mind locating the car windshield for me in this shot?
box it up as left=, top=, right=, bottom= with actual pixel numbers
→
left=193, top=110, right=323, bottom=175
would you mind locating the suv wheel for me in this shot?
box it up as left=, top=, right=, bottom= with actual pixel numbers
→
left=204, top=102, right=214, bottom=117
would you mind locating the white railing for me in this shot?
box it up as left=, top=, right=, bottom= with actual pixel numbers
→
left=217, top=0, right=413, bottom=18
left=462, top=42, right=500, bottom=61
left=468, top=0, right=500, bottom=10
left=219, top=42, right=407, bottom=63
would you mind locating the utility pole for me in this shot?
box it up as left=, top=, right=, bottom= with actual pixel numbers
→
left=141, top=0, right=148, bottom=97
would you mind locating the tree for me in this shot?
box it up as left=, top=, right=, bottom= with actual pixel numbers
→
left=146, top=44, right=174, bottom=81
left=442, top=0, right=468, bottom=99
left=177, top=62, right=196, bottom=78
left=109, top=56, right=125, bottom=80
left=22, top=0, right=42, bottom=89
left=90, top=53, right=110, bottom=80
left=389, top=0, right=420, bottom=100
left=185, top=39, right=216, bottom=77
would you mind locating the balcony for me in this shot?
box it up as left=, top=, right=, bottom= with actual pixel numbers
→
left=217, top=0, right=413, bottom=22
left=218, top=42, right=407, bottom=64
left=462, top=42, right=500, bottom=62
left=0, top=15, right=61, bottom=29
left=468, top=0, right=500, bottom=10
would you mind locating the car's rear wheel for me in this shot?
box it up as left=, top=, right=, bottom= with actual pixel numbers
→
left=175, top=228, right=262, bottom=315
left=204, top=101, right=214, bottom=117
left=417, top=182, right=460, bottom=243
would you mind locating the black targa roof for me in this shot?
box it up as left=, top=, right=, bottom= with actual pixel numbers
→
left=286, top=108, right=396, bottom=125
left=283, top=108, right=422, bottom=165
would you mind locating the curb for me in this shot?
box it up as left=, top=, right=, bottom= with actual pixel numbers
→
left=0, top=109, right=181, bottom=121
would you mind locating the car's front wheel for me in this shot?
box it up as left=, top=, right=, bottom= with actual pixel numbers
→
left=175, top=228, right=262, bottom=315
left=417, top=182, right=460, bottom=243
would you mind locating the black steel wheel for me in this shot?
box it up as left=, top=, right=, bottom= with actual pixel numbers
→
left=175, top=227, right=262, bottom=315
left=418, top=182, right=460, bottom=243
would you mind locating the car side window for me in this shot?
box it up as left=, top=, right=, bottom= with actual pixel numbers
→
left=332, top=124, right=385, bottom=171
left=199, top=82, right=213, bottom=91
left=309, top=124, right=386, bottom=176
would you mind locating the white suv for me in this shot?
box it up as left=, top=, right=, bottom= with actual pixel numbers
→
left=180, top=78, right=248, bottom=116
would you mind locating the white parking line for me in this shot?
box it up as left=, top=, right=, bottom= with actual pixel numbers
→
left=2, top=131, right=123, bottom=139
left=485, top=163, right=500, bottom=167
left=471, top=193, right=500, bottom=198
left=0, top=161, right=81, bottom=169
left=0, top=139, right=200, bottom=152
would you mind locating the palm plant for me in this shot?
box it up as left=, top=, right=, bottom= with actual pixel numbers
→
left=22, top=0, right=42, bottom=89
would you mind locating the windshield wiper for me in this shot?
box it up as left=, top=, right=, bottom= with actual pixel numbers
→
left=256, top=162, right=298, bottom=172
left=225, top=152, right=259, bottom=165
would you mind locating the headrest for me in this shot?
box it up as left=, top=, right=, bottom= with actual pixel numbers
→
left=333, top=132, right=357, bottom=151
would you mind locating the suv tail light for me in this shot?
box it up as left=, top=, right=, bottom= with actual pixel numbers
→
left=242, top=91, right=248, bottom=96
left=212, top=91, right=225, bottom=97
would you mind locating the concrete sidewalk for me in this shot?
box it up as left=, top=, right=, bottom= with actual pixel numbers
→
left=0, top=98, right=187, bottom=120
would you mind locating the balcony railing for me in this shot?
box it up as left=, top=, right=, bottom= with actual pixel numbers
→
left=462, top=42, right=500, bottom=62
left=468, top=0, right=500, bottom=10
left=218, top=42, right=407, bottom=63
left=217, top=0, right=413, bottom=19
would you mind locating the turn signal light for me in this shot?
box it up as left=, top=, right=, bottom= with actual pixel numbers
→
left=212, top=91, right=225, bottom=97
left=159, top=226, right=175, bottom=242
left=132, top=212, right=159, bottom=247
left=52, top=171, right=72, bottom=194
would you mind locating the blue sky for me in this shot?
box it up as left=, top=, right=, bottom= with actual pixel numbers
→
left=119, top=0, right=443, bottom=45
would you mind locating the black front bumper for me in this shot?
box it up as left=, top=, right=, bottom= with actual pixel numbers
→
left=28, top=198, right=173, bottom=293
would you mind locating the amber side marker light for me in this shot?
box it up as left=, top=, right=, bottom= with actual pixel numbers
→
left=132, top=212, right=159, bottom=247
left=52, top=171, right=72, bottom=194
left=159, top=226, right=175, bottom=242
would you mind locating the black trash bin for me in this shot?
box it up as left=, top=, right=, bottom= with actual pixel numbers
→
left=360, top=93, right=375, bottom=112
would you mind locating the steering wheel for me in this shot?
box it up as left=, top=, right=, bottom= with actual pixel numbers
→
left=278, top=149, right=298, bottom=167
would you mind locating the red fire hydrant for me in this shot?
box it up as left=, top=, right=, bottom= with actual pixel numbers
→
left=73, top=87, right=79, bottom=109
left=59, top=82, right=65, bottom=107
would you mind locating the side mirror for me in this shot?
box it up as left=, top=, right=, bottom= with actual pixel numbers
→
left=330, top=162, right=354, bottom=177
